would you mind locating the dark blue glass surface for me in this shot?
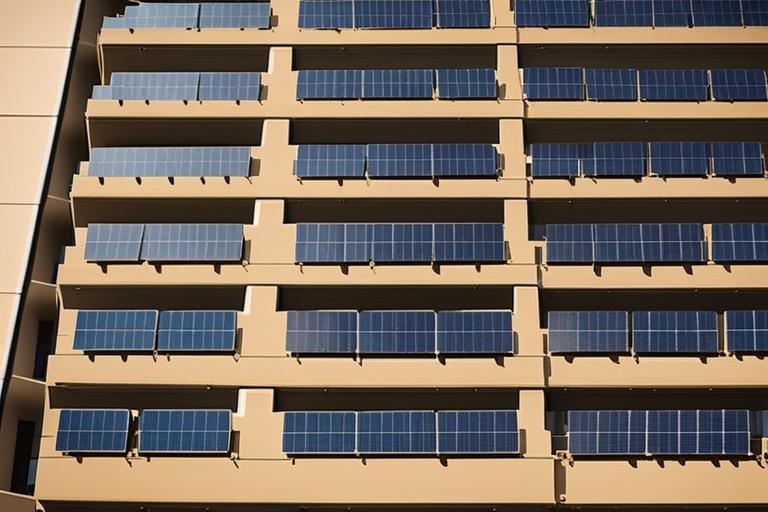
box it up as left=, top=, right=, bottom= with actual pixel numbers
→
left=286, top=311, right=357, bottom=353
left=548, top=311, right=629, bottom=353
left=74, top=310, right=157, bottom=351
left=295, top=144, right=366, bottom=178
left=594, top=0, right=653, bottom=26
left=296, top=70, right=363, bottom=99
left=157, top=311, right=237, bottom=352
left=710, top=69, right=768, bottom=101
left=437, top=311, right=513, bottom=353
left=523, top=68, right=583, bottom=100
left=357, top=411, right=436, bottom=453
left=55, top=409, right=131, bottom=453
left=84, top=223, right=144, bottom=262
left=515, top=0, right=590, bottom=27
left=437, top=410, right=518, bottom=453
left=283, top=411, right=356, bottom=453
left=354, top=0, right=434, bottom=28
left=359, top=311, right=435, bottom=353
left=298, top=0, right=354, bottom=28
left=436, top=0, right=491, bottom=27
left=585, top=69, right=638, bottom=101
left=139, top=409, right=231, bottom=454
left=632, top=311, right=718, bottom=353
left=726, top=310, right=768, bottom=352
left=711, top=223, right=768, bottom=262
left=639, top=69, right=709, bottom=101
left=649, top=141, right=709, bottom=176
left=436, top=68, right=496, bottom=99
left=140, top=224, right=243, bottom=262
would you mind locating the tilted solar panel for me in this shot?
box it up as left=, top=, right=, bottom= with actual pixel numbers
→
left=593, top=223, right=705, bottom=263
left=298, top=0, right=355, bottom=28
left=283, top=411, right=357, bottom=453
left=370, top=223, right=434, bottom=262
left=545, top=223, right=595, bottom=263
left=367, top=144, right=433, bottom=177
left=437, top=410, right=519, bottom=453
left=433, top=223, right=505, bottom=262
left=568, top=410, right=647, bottom=454
left=199, top=2, right=271, bottom=28
left=354, top=0, right=434, bottom=28
left=726, top=310, right=768, bottom=352
left=548, top=311, right=629, bottom=353
left=742, top=0, right=768, bottom=25
left=710, top=69, right=768, bottom=101
left=295, top=223, right=346, bottom=262
left=432, top=144, right=498, bottom=177
left=529, top=143, right=583, bottom=177
left=437, top=310, right=513, bottom=353
left=515, top=0, right=590, bottom=27
left=286, top=310, right=357, bottom=353
left=639, top=69, right=709, bottom=101
left=710, top=142, right=764, bottom=176
left=157, top=311, right=237, bottom=352
left=104, top=72, right=199, bottom=101
left=632, top=311, right=719, bottom=353
left=363, top=69, right=434, bottom=99
left=711, top=223, right=768, bottom=262
left=102, top=3, right=200, bottom=29
left=649, top=141, right=709, bottom=176
left=357, top=410, right=437, bottom=453
left=523, top=68, right=583, bottom=100
left=138, top=409, right=231, bottom=454
left=435, top=68, right=496, bottom=99
left=690, top=0, right=743, bottom=26
left=73, top=310, right=157, bottom=352
left=583, top=142, right=646, bottom=177
left=89, top=146, right=251, bottom=178
left=55, top=409, right=131, bottom=453
left=295, top=144, right=366, bottom=178
left=198, top=72, right=261, bottom=100
left=140, top=223, right=243, bottom=262
left=84, top=223, right=145, bottom=262
left=358, top=310, right=435, bottom=353
left=594, top=0, right=653, bottom=26
left=653, top=0, right=693, bottom=26
left=296, top=70, right=363, bottom=99
left=585, top=69, right=638, bottom=101
left=436, top=0, right=491, bottom=27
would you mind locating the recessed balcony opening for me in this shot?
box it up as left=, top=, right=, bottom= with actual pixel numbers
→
left=88, top=118, right=264, bottom=148
left=275, top=389, right=520, bottom=411
left=48, top=386, right=239, bottom=410
left=290, top=119, right=499, bottom=144
left=72, top=198, right=256, bottom=227
left=58, top=285, right=246, bottom=311
left=292, top=45, right=496, bottom=70
left=285, top=199, right=503, bottom=223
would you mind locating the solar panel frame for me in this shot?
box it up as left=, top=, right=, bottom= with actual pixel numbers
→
left=366, top=144, right=433, bottom=178
left=84, top=223, right=145, bottom=262
left=710, top=142, right=764, bottom=176
left=358, top=310, right=436, bottom=353
left=282, top=411, right=357, bottom=454
left=198, top=72, right=261, bottom=101
left=726, top=310, right=768, bottom=352
left=156, top=311, right=237, bottom=352
left=89, top=146, right=251, bottom=178
left=296, top=70, right=363, bottom=100
left=523, top=67, right=583, bottom=100
left=710, top=69, right=768, bottom=101
left=354, top=0, right=434, bottom=28
left=437, top=310, right=513, bottom=354
left=435, top=0, right=491, bottom=27
left=286, top=310, right=358, bottom=353
left=140, top=223, right=243, bottom=262
left=632, top=311, right=719, bottom=354
left=362, top=69, right=434, bottom=99
left=639, top=69, right=709, bottom=101
left=548, top=311, right=629, bottom=353
left=435, top=68, right=496, bottom=99
left=73, top=310, right=158, bottom=352
left=585, top=69, right=639, bottom=101
left=649, top=141, right=709, bottom=176
left=594, top=0, right=654, bottom=26
left=711, top=223, right=768, bottom=262
left=199, top=2, right=271, bottom=28
left=55, top=409, right=132, bottom=453
left=437, top=410, right=519, bottom=454
left=514, top=0, right=590, bottom=27
left=356, top=410, right=437, bottom=454
left=298, top=0, right=355, bottom=29
left=138, top=409, right=232, bottom=454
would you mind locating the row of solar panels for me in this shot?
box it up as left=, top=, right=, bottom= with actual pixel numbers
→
left=89, top=147, right=251, bottom=177
left=103, top=2, right=271, bottom=29
left=296, top=68, right=495, bottom=100
left=74, top=310, right=237, bottom=352
left=530, top=141, right=764, bottom=178
left=523, top=68, right=768, bottom=102
left=287, top=310, right=512, bottom=354
left=548, top=310, right=768, bottom=354
left=515, top=0, right=768, bottom=27
left=92, top=72, right=261, bottom=101
left=545, top=223, right=768, bottom=264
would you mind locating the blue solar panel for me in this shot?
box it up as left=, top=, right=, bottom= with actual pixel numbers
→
left=726, top=310, right=768, bottom=352
left=649, top=142, right=709, bottom=176
left=298, top=0, right=354, bottom=28
left=286, top=311, right=357, bottom=353
left=529, top=143, right=583, bottom=178
left=139, top=409, right=231, bottom=454
left=632, top=311, right=718, bottom=353
left=515, top=0, right=590, bottom=27
left=436, top=0, right=491, bottom=27
left=585, top=69, right=638, bottom=101
left=84, top=223, right=144, bottom=262
left=639, top=69, right=709, bottom=101
left=523, top=68, right=583, bottom=100
left=710, top=69, right=768, bottom=101
left=363, top=69, right=433, bottom=99
left=295, top=223, right=346, bottom=262
left=157, top=311, right=237, bottom=352
left=432, top=143, right=497, bottom=177
left=592, top=223, right=705, bottom=263
left=296, top=70, right=363, bottom=100
left=583, top=142, right=646, bottom=177
left=437, top=410, right=518, bottom=454
left=354, top=0, right=434, bottom=28
left=433, top=223, right=505, bottom=262
left=199, top=2, right=271, bottom=28
left=548, top=311, right=629, bottom=353
left=742, top=0, right=768, bottom=25
left=357, top=411, right=436, bottom=453
left=140, top=224, right=243, bottom=262
left=711, top=223, right=768, bottom=262
left=594, top=0, right=653, bottom=26
left=55, top=409, right=131, bottom=453
left=437, top=310, right=513, bottom=353
left=295, top=144, right=366, bottom=178
left=545, top=224, right=594, bottom=263
left=102, top=3, right=200, bottom=29
left=359, top=311, right=435, bottom=353
left=691, top=0, right=743, bottom=26
left=710, top=142, right=764, bottom=176
left=199, top=72, right=261, bottom=100
left=653, top=0, right=693, bottom=26
left=435, top=68, right=496, bottom=99
left=101, top=72, right=199, bottom=101
left=283, top=412, right=356, bottom=453
left=367, top=144, right=433, bottom=177
left=89, top=147, right=251, bottom=178
left=568, top=410, right=646, bottom=455
left=74, top=310, right=157, bottom=352
left=370, top=223, right=434, bottom=262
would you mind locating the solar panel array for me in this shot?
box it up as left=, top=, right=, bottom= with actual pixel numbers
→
left=93, top=72, right=261, bottom=101
left=138, top=409, right=231, bottom=454
left=295, top=223, right=504, bottom=263
left=89, top=146, right=251, bottom=178
left=55, top=409, right=131, bottom=453
left=530, top=141, right=764, bottom=178
left=298, top=0, right=491, bottom=28
left=545, top=223, right=706, bottom=263
left=548, top=311, right=629, bottom=353
left=568, top=409, right=751, bottom=455
left=283, top=409, right=519, bottom=454
left=296, top=68, right=495, bottom=100
left=711, top=223, right=768, bottom=262
left=726, top=310, right=768, bottom=352
left=286, top=310, right=513, bottom=354
left=73, top=309, right=238, bottom=353
left=103, top=2, right=271, bottom=29
left=295, top=143, right=498, bottom=178
left=84, top=223, right=145, bottom=262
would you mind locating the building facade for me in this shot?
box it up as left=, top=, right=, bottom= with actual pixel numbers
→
left=1, top=0, right=767, bottom=511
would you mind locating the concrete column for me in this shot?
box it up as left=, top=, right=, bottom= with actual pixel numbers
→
left=514, top=286, right=544, bottom=356
left=519, top=389, right=551, bottom=457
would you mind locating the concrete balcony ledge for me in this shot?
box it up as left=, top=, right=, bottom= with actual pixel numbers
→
left=525, top=101, right=768, bottom=120
left=0, top=491, right=36, bottom=512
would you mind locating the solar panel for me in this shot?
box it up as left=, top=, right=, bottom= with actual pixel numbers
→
left=84, top=223, right=144, bottom=262
left=437, top=310, right=513, bottom=353
left=295, top=144, right=366, bottom=178
left=726, top=310, right=768, bottom=352
left=283, top=412, right=356, bottom=453
left=102, top=3, right=200, bottom=29
left=594, top=0, right=653, bottom=26
left=515, top=0, right=590, bottom=27
left=710, top=142, right=764, bottom=176
left=568, top=410, right=646, bottom=455
left=199, top=2, right=271, bottom=28
left=295, top=223, right=346, bottom=262
left=55, top=409, right=131, bottom=453
left=435, top=68, right=496, bottom=99
left=89, top=147, right=251, bottom=178
left=286, top=311, right=357, bottom=353
left=140, top=224, right=243, bottom=262
left=138, top=409, right=231, bottom=454
left=548, top=311, right=629, bottom=353
left=298, top=0, right=354, bottom=28
left=73, top=310, right=157, bottom=352
left=710, top=69, right=768, bottom=101
left=199, top=72, right=261, bottom=100
left=370, top=223, right=434, bottom=262
left=433, top=223, right=505, bottom=262
left=357, top=411, right=436, bottom=453
left=363, top=69, right=434, bottom=99
left=545, top=223, right=595, bottom=262
left=157, top=311, right=237, bottom=352
left=632, top=311, right=719, bottom=353
left=296, top=70, right=363, bottom=99
left=367, top=144, right=433, bottom=177
left=437, top=410, right=518, bottom=454
left=523, top=68, right=583, bottom=100
left=529, top=143, right=583, bottom=178
left=691, top=0, right=743, bottom=26
left=711, top=223, right=768, bottom=262
left=358, top=311, right=435, bottom=353
left=742, top=0, right=768, bottom=25
left=103, top=72, right=199, bottom=101
left=639, top=69, right=709, bottom=101
left=436, top=0, right=491, bottom=27
left=583, top=142, right=646, bottom=177
left=649, top=142, right=709, bottom=176
left=432, top=144, right=498, bottom=177
left=592, top=223, right=705, bottom=263
left=354, top=0, right=434, bottom=28
left=653, top=0, right=693, bottom=26
left=585, top=69, right=638, bottom=101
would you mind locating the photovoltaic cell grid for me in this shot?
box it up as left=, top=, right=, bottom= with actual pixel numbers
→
left=140, top=223, right=243, bottom=262
left=649, top=142, right=709, bottom=176
left=548, top=311, right=629, bottom=353
left=354, top=0, right=434, bottom=28
left=632, top=311, right=719, bottom=353
left=198, top=72, right=261, bottom=100
left=434, top=223, right=505, bottom=262
left=653, top=0, right=693, bottom=26
left=639, top=69, right=709, bottom=101
left=198, top=2, right=271, bottom=28
left=437, top=410, right=519, bottom=453
left=359, top=311, right=435, bottom=353
left=726, top=310, right=768, bottom=352
left=515, top=0, right=590, bottom=27
left=585, top=69, right=638, bottom=101
left=568, top=409, right=751, bottom=455
left=435, top=68, right=496, bottom=99
left=84, top=223, right=144, bottom=262
left=523, top=68, right=583, bottom=100
left=364, top=69, right=433, bottom=98
left=594, top=0, right=653, bottom=26
left=157, top=311, right=237, bottom=352
left=298, top=0, right=355, bottom=28
left=89, top=147, right=251, bottom=178
left=691, top=0, right=743, bottom=26
left=283, top=412, right=357, bottom=453
left=295, top=145, right=366, bottom=178
left=583, top=142, right=645, bottom=176
left=711, top=223, right=768, bottom=262
left=297, top=0, right=491, bottom=28
left=296, top=70, right=363, bottom=100
left=711, top=142, right=764, bottom=176
left=286, top=311, right=358, bottom=353
left=55, top=409, right=131, bottom=453
left=73, top=310, right=158, bottom=352
left=103, top=2, right=271, bottom=29
left=437, top=311, right=513, bottom=353
left=433, top=144, right=498, bottom=177
left=93, top=72, right=261, bottom=101
left=367, top=144, right=433, bottom=177
left=436, top=0, right=491, bottom=27
left=138, top=409, right=231, bottom=454
left=357, top=411, right=436, bottom=453
left=710, top=69, right=768, bottom=101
